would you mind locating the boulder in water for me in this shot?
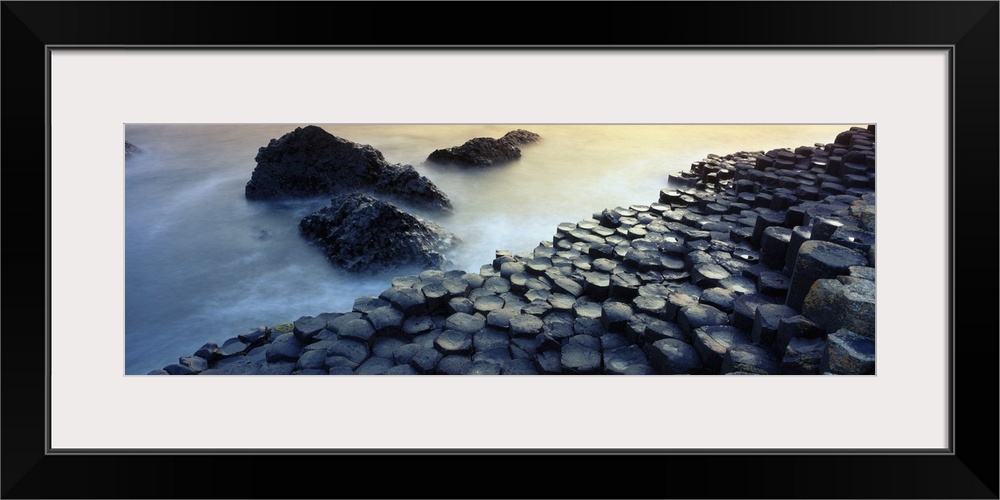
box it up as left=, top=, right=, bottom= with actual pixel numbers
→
left=426, top=129, right=540, bottom=167
left=299, top=192, right=459, bottom=273
left=125, top=140, right=142, bottom=157
left=245, top=125, right=452, bottom=212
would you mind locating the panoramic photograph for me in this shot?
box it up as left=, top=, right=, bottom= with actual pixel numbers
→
left=125, top=124, right=876, bottom=376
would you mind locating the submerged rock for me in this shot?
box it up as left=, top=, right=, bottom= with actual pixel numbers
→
left=245, top=125, right=452, bottom=212
left=124, top=140, right=142, bottom=157
left=426, top=129, right=540, bottom=167
left=299, top=192, right=459, bottom=273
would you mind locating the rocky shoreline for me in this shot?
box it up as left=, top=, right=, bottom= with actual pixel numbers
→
left=150, top=126, right=876, bottom=376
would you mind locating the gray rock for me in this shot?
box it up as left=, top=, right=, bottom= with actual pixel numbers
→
left=380, top=286, right=428, bottom=316
left=193, top=343, right=221, bottom=361
left=482, top=276, right=512, bottom=294
left=573, top=317, right=606, bottom=337
left=444, top=312, right=486, bottom=334
left=299, top=192, right=458, bottom=274
left=392, top=343, right=423, bottom=366
left=246, top=125, right=451, bottom=211
left=353, top=296, right=390, bottom=314
left=677, top=304, right=730, bottom=337
left=698, top=287, right=738, bottom=314
left=573, top=298, right=604, bottom=319
left=786, top=240, right=868, bottom=310
left=293, top=368, right=328, bottom=375
left=326, top=338, right=370, bottom=364
left=601, top=301, right=633, bottom=332
left=568, top=334, right=601, bottom=351
left=646, top=338, right=703, bottom=374
left=265, top=333, right=304, bottom=363
left=774, top=314, right=825, bottom=355
left=603, top=345, right=653, bottom=375
left=780, top=337, right=825, bottom=374
left=466, top=361, right=502, bottom=375
left=802, top=277, right=875, bottom=338
left=372, top=337, right=407, bottom=359
left=412, top=330, right=440, bottom=349
left=200, top=359, right=263, bottom=375
left=752, top=304, right=799, bottom=348
left=509, top=314, right=544, bottom=337
left=473, top=327, right=510, bottom=351
left=259, top=362, right=296, bottom=375
left=124, top=140, right=143, bottom=156
left=218, top=338, right=249, bottom=357
left=435, top=330, right=473, bottom=354
left=237, top=326, right=269, bottom=345
left=355, top=356, right=395, bottom=375
left=328, top=312, right=364, bottom=334
left=732, top=294, right=776, bottom=333
left=474, top=345, right=513, bottom=367
left=325, top=355, right=361, bottom=371
left=820, top=328, right=875, bottom=374
left=535, top=350, right=562, bottom=374
left=693, top=325, right=752, bottom=373
left=600, top=333, right=629, bottom=352
left=292, top=315, right=328, bottom=343
left=632, top=295, right=667, bottom=317
left=560, top=342, right=601, bottom=374
left=720, top=344, right=780, bottom=374
left=427, top=129, right=540, bottom=168
left=552, top=276, right=583, bottom=297
left=436, top=355, right=473, bottom=375
left=295, top=349, right=328, bottom=370
left=338, top=318, right=377, bottom=343
left=421, top=282, right=451, bottom=313
left=410, top=347, right=443, bottom=373
left=448, top=297, right=475, bottom=315
left=367, top=306, right=404, bottom=337
left=503, top=358, right=540, bottom=375
left=402, top=315, right=436, bottom=336
left=386, top=364, right=419, bottom=375
left=162, top=364, right=195, bottom=375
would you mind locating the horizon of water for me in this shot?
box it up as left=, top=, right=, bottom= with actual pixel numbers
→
left=124, top=124, right=858, bottom=374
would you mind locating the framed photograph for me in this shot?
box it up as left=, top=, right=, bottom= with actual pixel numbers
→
left=4, top=2, right=996, bottom=498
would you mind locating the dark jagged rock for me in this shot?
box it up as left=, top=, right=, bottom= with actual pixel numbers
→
left=426, top=129, right=540, bottom=167
left=820, top=328, right=875, bottom=374
left=245, top=125, right=452, bottom=211
left=721, top=344, right=781, bottom=375
left=124, top=140, right=143, bottom=157
left=299, top=192, right=459, bottom=274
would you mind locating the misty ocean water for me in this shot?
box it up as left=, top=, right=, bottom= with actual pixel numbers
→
left=124, top=124, right=854, bottom=374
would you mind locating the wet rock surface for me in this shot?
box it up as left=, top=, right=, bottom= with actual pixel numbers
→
left=299, top=192, right=459, bottom=274
left=245, top=125, right=452, bottom=211
left=426, top=129, right=540, bottom=167
left=158, top=126, right=876, bottom=376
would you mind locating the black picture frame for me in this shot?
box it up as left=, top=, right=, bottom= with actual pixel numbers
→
left=3, top=2, right=997, bottom=498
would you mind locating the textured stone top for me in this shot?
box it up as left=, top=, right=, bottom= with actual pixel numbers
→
left=426, top=129, right=540, bottom=167
left=245, top=125, right=452, bottom=212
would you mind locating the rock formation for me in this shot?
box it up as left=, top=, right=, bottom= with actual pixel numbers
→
left=125, top=140, right=142, bottom=157
left=298, top=192, right=458, bottom=274
left=155, top=126, right=878, bottom=376
left=426, top=129, right=540, bottom=167
left=245, top=125, right=452, bottom=212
